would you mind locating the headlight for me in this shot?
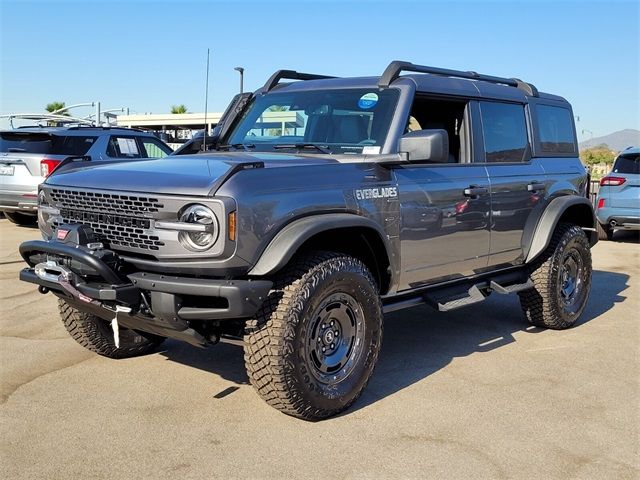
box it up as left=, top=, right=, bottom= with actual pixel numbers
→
left=37, top=190, right=60, bottom=238
left=178, top=204, right=219, bottom=251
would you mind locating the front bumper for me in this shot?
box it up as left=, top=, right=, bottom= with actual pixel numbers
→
left=19, top=239, right=272, bottom=346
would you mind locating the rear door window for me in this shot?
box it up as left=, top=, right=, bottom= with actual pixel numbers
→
left=0, top=133, right=96, bottom=155
left=612, top=154, right=640, bottom=174
left=479, top=102, right=530, bottom=163
left=107, top=136, right=144, bottom=158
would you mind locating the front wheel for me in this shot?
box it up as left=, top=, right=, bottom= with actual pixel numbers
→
left=519, top=223, right=592, bottom=329
left=59, top=300, right=165, bottom=358
left=244, top=252, right=383, bottom=420
left=3, top=211, right=37, bottom=226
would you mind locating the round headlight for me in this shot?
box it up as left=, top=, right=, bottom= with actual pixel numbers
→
left=178, top=204, right=219, bottom=251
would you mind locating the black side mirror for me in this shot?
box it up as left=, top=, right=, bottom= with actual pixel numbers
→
left=398, top=129, right=449, bottom=163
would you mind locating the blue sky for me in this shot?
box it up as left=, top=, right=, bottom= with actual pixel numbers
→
left=1, top=0, right=638, bottom=141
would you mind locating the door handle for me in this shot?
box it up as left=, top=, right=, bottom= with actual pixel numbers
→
left=527, top=182, right=546, bottom=192
left=463, top=185, right=488, bottom=198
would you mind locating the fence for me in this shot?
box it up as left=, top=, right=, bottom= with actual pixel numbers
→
left=588, top=179, right=600, bottom=207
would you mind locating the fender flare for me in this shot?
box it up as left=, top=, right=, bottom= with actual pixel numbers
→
left=525, top=196, right=597, bottom=263
left=248, top=213, right=393, bottom=277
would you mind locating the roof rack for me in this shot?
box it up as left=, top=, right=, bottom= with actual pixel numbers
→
left=379, top=60, right=538, bottom=97
left=66, top=125, right=145, bottom=132
left=262, top=69, right=335, bottom=92
left=0, top=113, right=95, bottom=129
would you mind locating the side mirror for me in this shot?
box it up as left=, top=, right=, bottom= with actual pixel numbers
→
left=397, top=129, right=449, bottom=163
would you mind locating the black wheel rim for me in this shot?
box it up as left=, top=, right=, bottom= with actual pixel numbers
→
left=305, top=292, right=365, bottom=385
left=558, top=246, right=586, bottom=316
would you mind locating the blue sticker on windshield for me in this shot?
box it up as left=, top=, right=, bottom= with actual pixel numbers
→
left=358, top=93, right=379, bottom=109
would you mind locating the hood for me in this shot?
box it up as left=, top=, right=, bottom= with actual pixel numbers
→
left=45, top=152, right=336, bottom=196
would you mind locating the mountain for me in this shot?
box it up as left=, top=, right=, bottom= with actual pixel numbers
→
left=579, top=129, right=640, bottom=152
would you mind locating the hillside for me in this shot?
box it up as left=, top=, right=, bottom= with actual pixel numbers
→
left=579, top=129, right=640, bottom=152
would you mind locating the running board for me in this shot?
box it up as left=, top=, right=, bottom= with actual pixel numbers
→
left=382, top=269, right=534, bottom=314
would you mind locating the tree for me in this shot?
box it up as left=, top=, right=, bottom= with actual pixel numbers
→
left=45, top=101, right=69, bottom=116
left=170, top=105, right=188, bottom=114
left=580, top=145, right=616, bottom=166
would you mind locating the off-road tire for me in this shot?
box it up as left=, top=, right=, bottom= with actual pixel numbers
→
left=519, top=223, right=592, bottom=329
left=3, top=211, right=37, bottom=227
left=596, top=221, right=613, bottom=241
left=59, top=300, right=165, bottom=359
left=244, top=252, right=383, bottom=421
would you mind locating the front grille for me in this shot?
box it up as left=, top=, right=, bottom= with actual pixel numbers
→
left=50, top=189, right=164, bottom=216
left=49, top=188, right=166, bottom=251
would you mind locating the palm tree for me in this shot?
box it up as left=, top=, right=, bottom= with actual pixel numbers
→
left=45, top=101, right=70, bottom=116
left=170, top=105, right=188, bottom=114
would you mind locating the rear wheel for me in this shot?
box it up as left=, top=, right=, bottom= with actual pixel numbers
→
left=59, top=300, right=165, bottom=359
left=3, top=211, right=37, bottom=226
left=596, top=221, right=614, bottom=241
left=244, top=252, right=383, bottom=420
left=519, top=223, right=592, bottom=329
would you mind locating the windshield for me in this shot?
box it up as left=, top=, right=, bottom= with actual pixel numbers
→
left=226, top=88, right=399, bottom=154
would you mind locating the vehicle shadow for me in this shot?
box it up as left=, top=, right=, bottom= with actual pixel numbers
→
left=155, top=268, right=630, bottom=411
left=610, top=230, right=639, bottom=244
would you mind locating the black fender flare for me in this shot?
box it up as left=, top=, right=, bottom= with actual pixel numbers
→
left=525, top=196, right=597, bottom=263
left=248, top=213, right=394, bottom=277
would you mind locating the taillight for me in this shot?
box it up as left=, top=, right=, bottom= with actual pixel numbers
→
left=40, top=159, right=61, bottom=177
left=597, top=198, right=605, bottom=209
left=600, top=176, right=626, bottom=186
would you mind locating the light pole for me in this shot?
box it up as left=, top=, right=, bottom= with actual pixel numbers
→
left=234, top=67, right=245, bottom=93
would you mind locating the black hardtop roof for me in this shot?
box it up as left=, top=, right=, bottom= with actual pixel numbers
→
left=263, top=60, right=568, bottom=105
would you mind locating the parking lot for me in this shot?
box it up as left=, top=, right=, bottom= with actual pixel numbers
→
left=0, top=218, right=638, bottom=479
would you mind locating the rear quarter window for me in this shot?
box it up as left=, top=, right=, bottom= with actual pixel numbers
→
left=535, top=105, right=576, bottom=154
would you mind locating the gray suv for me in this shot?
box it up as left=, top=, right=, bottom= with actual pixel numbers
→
left=0, top=126, right=173, bottom=225
left=19, top=61, right=597, bottom=420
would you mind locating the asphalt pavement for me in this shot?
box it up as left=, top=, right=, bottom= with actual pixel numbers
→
left=0, top=218, right=638, bottom=480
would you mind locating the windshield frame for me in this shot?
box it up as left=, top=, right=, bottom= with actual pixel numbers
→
left=225, top=88, right=401, bottom=155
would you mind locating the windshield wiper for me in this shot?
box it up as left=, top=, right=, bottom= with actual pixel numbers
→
left=7, top=148, right=27, bottom=152
left=218, top=143, right=256, bottom=151
left=273, top=143, right=331, bottom=154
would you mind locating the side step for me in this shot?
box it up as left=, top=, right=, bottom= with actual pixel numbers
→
left=489, top=279, right=533, bottom=294
left=382, top=269, right=534, bottom=314
left=425, top=284, right=487, bottom=312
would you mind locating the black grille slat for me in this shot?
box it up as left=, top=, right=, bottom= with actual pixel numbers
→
left=50, top=188, right=165, bottom=252
left=50, top=188, right=164, bottom=216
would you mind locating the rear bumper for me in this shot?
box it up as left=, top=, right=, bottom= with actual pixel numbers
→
left=19, top=239, right=272, bottom=345
left=0, top=190, right=38, bottom=212
left=596, top=207, right=640, bottom=230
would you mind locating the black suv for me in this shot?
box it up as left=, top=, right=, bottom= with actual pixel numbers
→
left=19, top=61, right=597, bottom=420
left=0, top=126, right=173, bottom=225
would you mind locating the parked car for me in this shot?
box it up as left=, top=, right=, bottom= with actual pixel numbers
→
left=595, top=147, right=640, bottom=240
left=0, top=126, right=173, bottom=225
left=19, top=61, right=597, bottom=420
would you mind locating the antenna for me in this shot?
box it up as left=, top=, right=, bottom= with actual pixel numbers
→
left=203, top=48, right=210, bottom=151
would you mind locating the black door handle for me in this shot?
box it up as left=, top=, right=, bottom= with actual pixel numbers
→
left=527, top=182, right=546, bottom=192
left=463, top=185, right=488, bottom=197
